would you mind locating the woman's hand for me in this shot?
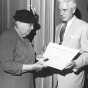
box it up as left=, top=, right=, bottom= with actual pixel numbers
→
left=33, top=61, right=45, bottom=71
left=22, top=61, right=45, bottom=72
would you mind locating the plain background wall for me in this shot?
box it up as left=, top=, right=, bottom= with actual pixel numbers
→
left=0, top=0, right=7, bottom=33
left=77, top=0, right=88, bottom=22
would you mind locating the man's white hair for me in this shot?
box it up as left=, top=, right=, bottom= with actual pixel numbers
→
left=58, top=0, right=77, bottom=9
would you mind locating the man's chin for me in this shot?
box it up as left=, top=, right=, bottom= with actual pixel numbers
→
left=62, top=18, right=68, bottom=22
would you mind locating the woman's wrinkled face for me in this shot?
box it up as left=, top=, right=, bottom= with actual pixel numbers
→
left=15, top=21, right=33, bottom=37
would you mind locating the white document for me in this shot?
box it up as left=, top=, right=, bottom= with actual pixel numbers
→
left=39, top=42, right=79, bottom=70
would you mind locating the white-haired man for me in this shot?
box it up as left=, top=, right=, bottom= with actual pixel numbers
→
left=54, top=0, right=88, bottom=88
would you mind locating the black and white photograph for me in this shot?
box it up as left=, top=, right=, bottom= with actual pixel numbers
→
left=0, top=0, right=88, bottom=88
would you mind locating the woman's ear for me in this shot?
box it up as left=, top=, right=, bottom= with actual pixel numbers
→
left=30, top=24, right=33, bottom=30
left=32, top=25, right=34, bottom=29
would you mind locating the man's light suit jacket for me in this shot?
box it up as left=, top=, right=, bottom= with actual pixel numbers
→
left=55, top=16, right=88, bottom=88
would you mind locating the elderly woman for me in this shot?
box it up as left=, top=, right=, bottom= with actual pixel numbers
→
left=0, top=9, right=42, bottom=88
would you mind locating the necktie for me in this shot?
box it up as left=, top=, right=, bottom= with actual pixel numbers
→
left=59, top=23, right=67, bottom=44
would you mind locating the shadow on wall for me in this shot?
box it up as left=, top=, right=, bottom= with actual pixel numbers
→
left=74, top=8, right=82, bottom=19
left=76, top=0, right=88, bottom=22
left=87, top=4, right=88, bottom=13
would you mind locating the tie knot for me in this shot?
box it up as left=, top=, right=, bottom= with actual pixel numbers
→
left=62, top=22, right=67, bottom=27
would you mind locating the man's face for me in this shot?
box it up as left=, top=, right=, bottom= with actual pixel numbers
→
left=59, top=2, right=75, bottom=22
left=15, top=21, right=33, bottom=37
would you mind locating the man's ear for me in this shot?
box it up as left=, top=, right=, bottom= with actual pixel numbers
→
left=72, top=7, right=76, bottom=14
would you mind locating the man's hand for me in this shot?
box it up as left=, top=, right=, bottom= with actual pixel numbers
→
left=63, top=61, right=78, bottom=73
left=64, top=61, right=76, bottom=69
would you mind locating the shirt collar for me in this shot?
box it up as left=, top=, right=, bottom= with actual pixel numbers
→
left=66, top=16, right=76, bottom=28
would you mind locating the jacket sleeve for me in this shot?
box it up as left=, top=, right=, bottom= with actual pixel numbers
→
left=0, top=32, right=23, bottom=75
left=74, top=25, right=88, bottom=69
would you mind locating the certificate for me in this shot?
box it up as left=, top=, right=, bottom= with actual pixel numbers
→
left=39, top=42, right=79, bottom=70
